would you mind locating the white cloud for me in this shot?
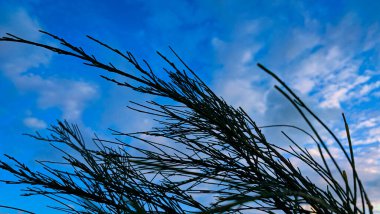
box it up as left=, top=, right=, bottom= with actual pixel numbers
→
left=0, top=6, right=98, bottom=122
left=211, top=20, right=267, bottom=116
left=30, top=77, right=98, bottom=121
left=286, top=15, right=380, bottom=111
left=211, top=10, right=380, bottom=211
left=0, top=8, right=51, bottom=75
left=23, top=117, right=47, bottom=129
left=217, top=78, right=267, bottom=114
left=356, top=118, right=378, bottom=129
left=340, top=113, right=380, bottom=146
left=283, top=14, right=380, bottom=210
left=358, top=80, right=380, bottom=96
left=319, top=73, right=370, bottom=108
left=369, top=127, right=380, bottom=138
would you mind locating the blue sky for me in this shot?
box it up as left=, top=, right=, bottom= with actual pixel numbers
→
left=0, top=0, right=380, bottom=213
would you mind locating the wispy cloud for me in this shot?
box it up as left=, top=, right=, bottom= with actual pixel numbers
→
left=288, top=15, right=380, bottom=108
left=210, top=7, right=380, bottom=211
left=0, top=6, right=98, bottom=122
left=23, top=117, right=47, bottom=129
left=211, top=20, right=267, bottom=115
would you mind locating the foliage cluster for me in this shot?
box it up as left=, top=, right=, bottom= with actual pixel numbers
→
left=0, top=32, right=373, bottom=213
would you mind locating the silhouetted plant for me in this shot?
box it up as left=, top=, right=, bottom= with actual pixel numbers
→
left=0, top=31, right=374, bottom=213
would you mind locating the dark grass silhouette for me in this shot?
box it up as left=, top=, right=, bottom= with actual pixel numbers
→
left=0, top=31, right=373, bottom=213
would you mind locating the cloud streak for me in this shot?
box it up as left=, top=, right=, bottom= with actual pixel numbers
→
left=23, top=117, right=47, bottom=129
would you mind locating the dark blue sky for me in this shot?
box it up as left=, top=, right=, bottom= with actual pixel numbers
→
left=1, top=0, right=380, bottom=213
